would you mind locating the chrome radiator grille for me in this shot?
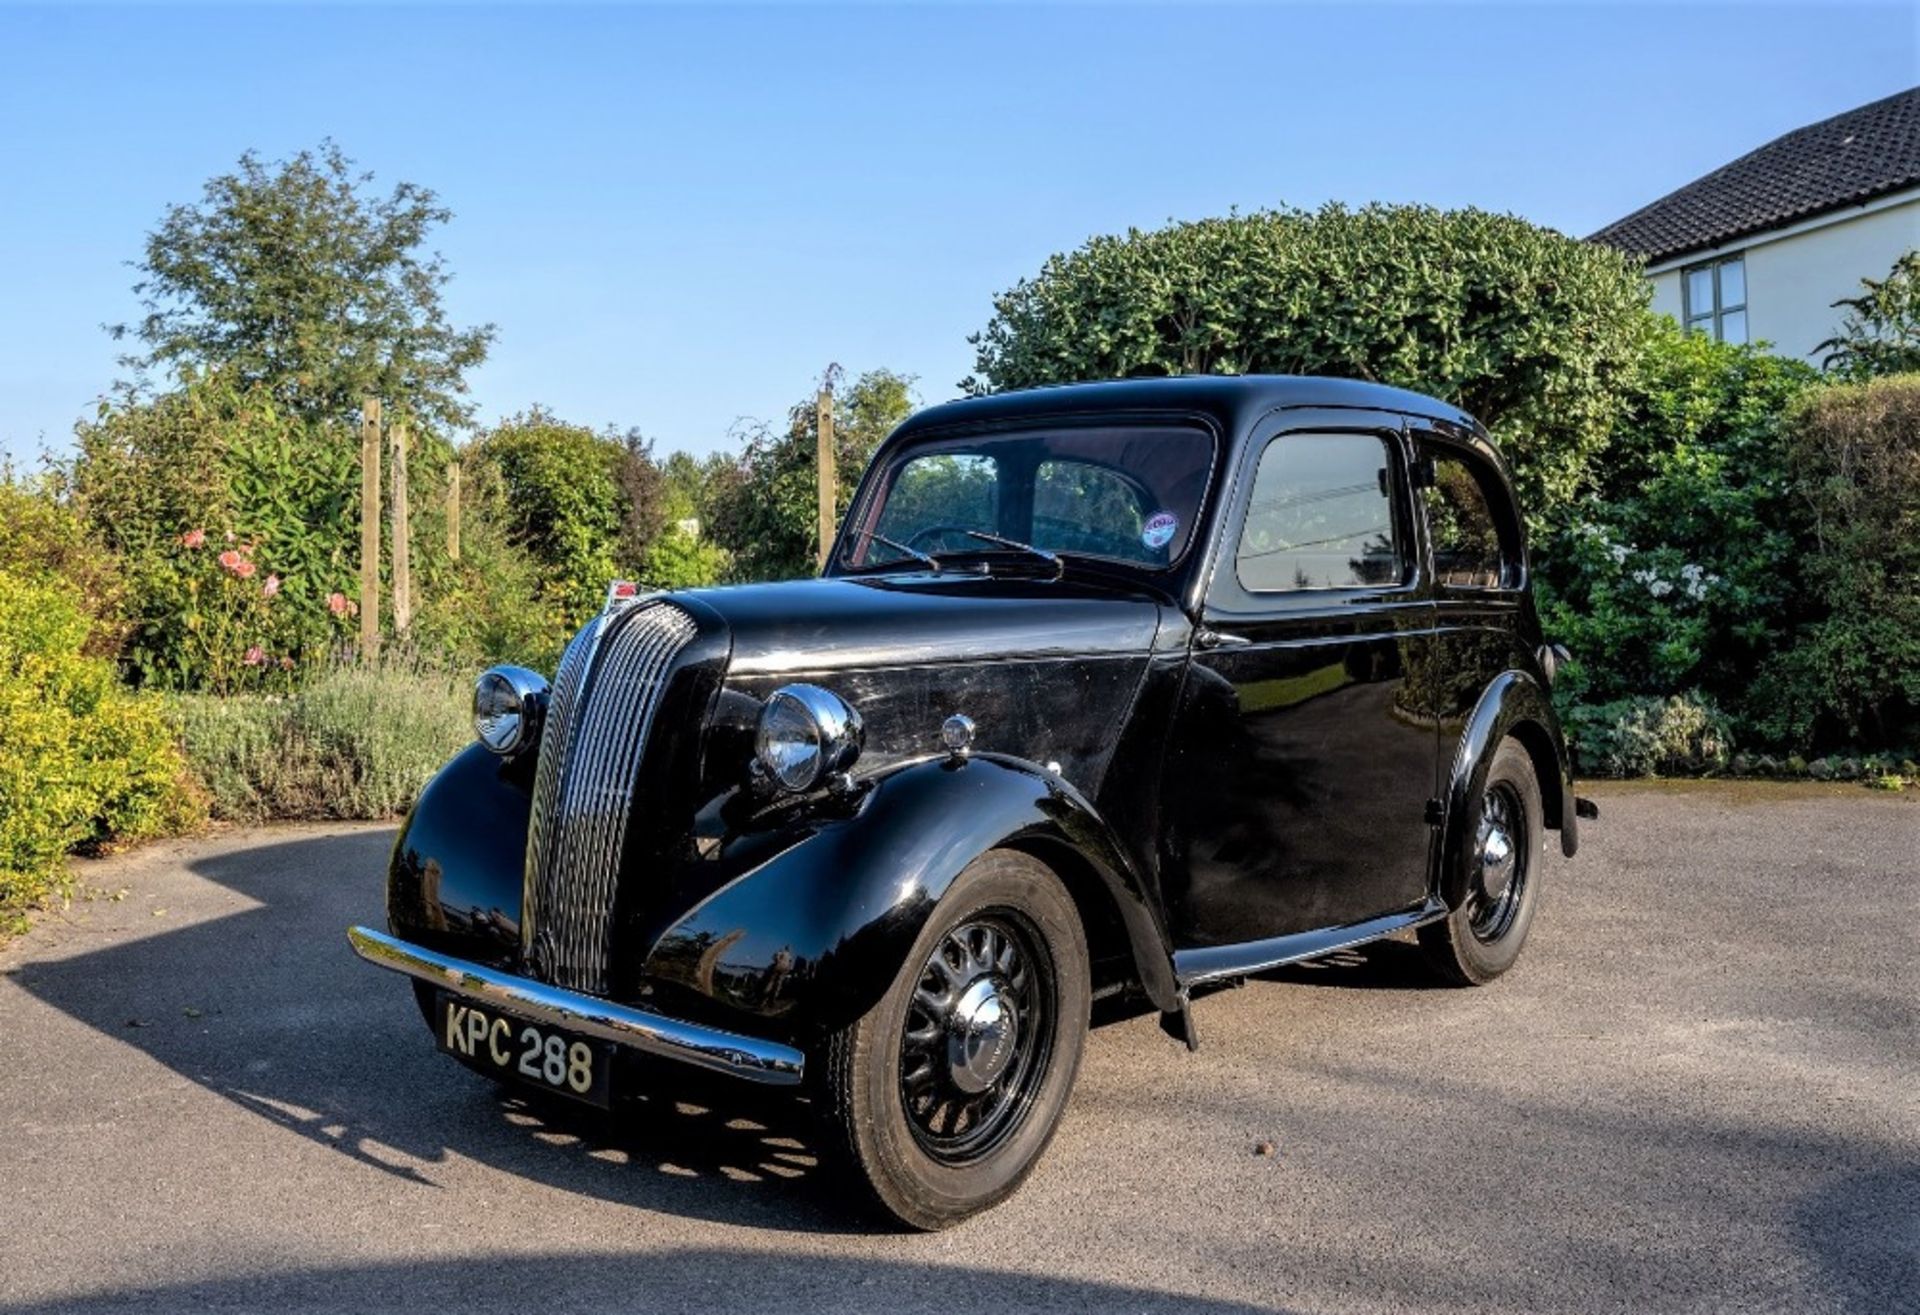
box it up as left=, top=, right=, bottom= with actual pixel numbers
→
left=522, top=600, right=697, bottom=993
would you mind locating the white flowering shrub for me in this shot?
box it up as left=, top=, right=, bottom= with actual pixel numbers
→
left=1535, top=325, right=1818, bottom=744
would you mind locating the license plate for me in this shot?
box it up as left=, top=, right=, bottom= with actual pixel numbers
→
left=435, top=993, right=613, bottom=1107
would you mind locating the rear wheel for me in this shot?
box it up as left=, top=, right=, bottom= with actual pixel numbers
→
left=818, top=849, right=1090, bottom=1230
left=1419, top=738, right=1543, bottom=985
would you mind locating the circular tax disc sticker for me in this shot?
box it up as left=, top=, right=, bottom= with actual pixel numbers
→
left=1141, top=511, right=1179, bottom=550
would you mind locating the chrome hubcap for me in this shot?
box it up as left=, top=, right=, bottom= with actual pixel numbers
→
left=899, top=914, right=1053, bottom=1164
left=1478, top=819, right=1516, bottom=902
left=948, top=977, right=1019, bottom=1094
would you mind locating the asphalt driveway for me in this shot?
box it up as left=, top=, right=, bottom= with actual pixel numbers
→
left=1, top=783, right=1914, bottom=1314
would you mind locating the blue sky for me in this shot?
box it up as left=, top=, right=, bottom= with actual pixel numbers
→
left=1, top=3, right=1914, bottom=462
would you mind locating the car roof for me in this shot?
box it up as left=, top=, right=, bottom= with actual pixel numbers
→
left=892, top=375, right=1487, bottom=444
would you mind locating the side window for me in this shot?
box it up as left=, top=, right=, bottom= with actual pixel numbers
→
left=1235, top=433, right=1404, bottom=592
left=1423, top=451, right=1512, bottom=588
left=1033, top=459, right=1153, bottom=564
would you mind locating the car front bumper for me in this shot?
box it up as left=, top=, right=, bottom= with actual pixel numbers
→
left=345, top=925, right=806, bottom=1086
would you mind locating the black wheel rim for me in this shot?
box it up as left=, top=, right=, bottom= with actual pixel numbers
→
left=898, top=912, right=1054, bottom=1165
left=1467, top=782, right=1528, bottom=944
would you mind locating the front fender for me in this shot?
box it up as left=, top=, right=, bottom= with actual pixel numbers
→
left=641, top=754, right=1178, bottom=1037
left=386, top=743, right=533, bottom=966
left=1440, top=670, right=1578, bottom=910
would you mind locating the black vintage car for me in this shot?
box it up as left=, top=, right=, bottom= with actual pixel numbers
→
left=349, top=375, right=1592, bottom=1228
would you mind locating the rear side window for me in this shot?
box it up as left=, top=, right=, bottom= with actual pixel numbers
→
left=1423, top=451, right=1514, bottom=588
left=1235, top=433, right=1405, bottom=592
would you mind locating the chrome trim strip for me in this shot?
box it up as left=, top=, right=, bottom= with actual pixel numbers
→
left=347, top=926, right=805, bottom=1086
left=522, top=613, right=607, bottom=965
left=1172, top=898, right=1449, bottom=986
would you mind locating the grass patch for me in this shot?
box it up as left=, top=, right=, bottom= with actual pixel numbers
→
left=169, top=665, right=471, bottom=822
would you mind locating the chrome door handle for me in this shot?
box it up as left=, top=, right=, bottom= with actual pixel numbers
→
left=1195, top=627, right=1251, bottom=650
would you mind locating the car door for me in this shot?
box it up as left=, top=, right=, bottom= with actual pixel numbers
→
left=1162, top=412, right=1438, bottom=950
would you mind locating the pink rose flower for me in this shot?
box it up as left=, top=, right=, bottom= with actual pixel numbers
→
left=327, top=591, right=350, bottom=617
left=243, top=646, right=266, bottom=666
left=181, top=528, right=206, bottom=549
left=262, top=574, right=281, bottom=598
left=217, top=549, right=243, bottom=574
left=236, top=560, right=257, bottom=579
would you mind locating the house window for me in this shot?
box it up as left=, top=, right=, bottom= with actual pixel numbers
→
left=1682, top=255, right=1747, bottom=343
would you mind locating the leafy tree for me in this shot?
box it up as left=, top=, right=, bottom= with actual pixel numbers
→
left=642, top=523, right=731, bottom=591
left=708, top=368, right=917, bottom=581
left=1817, top=250, right=1920, bottom=380
left=966, top=204, right=1652, bottom=517
left=617, top=438, right=666, bottom=560
left=112, top=142, right=494, bottom=432
left=660, top=449, right=741, bottom=530
left=470, top=409, right=633, bottom=622
left=468, top=407, right=726, bottom=627
left=641, top=450, right=734, bottom=589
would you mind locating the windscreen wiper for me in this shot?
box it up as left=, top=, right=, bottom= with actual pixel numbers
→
left=959, top=529, right=1063, bottom=578
left=855, top=529, right=942, bottom=572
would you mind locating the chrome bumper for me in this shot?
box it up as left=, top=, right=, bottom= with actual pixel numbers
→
left=345, top=925, right=805, bottom=1086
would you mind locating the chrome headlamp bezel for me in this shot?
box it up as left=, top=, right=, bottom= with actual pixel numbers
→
left=472, top=665, right=549, bottom=756
left=754, top=683, right=863, bottom=793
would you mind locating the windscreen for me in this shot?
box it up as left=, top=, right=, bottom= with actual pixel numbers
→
left=841, top=425, right=1215, bottom=572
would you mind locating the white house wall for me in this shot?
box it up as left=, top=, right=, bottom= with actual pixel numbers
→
left=1747, top=198, right=1920, bottom=360
left=1643, top=192, right=1920, bottom=362
left=1648, top=268, right=1685, bottom=326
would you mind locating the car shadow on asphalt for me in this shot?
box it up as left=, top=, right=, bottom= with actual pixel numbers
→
left=2, top=1249, right=1288, bottom=1315
left=10, top=831, right=886, bottom=1237
left=1257, top=938, right=1448, bottom=991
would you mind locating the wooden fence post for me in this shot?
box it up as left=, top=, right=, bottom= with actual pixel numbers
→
left=446, top=460, right=462, bottom=563
left=390, top=419, right=412, bottom=635
left=358, top=399, right=382, bottom=658
left=815, top=386, right=835, bottom=572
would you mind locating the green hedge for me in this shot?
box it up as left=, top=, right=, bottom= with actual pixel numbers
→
left=965, top=203, right=1653, bottom=519
left=1752, top=373, right=1920, bottom=748
left=0, top=573, right=202, bottom=927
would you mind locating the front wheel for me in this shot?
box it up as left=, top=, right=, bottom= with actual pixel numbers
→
left=1419, top=737, right=1544, bottom=985
left=818, top=849, right=1090, bottom=1230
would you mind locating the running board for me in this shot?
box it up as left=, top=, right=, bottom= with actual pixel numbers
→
left=1172, top=898, right=1449, bottom=987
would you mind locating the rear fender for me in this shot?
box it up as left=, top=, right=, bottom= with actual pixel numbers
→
left=1439, top=670, right=1578, bottom=910
left=641, top=753, right=1178, bottom=1036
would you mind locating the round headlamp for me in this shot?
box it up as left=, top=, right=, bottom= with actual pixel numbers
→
left=473, top=665, right=548, bottom=756
left=755, top=684, right=863, bottom=793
